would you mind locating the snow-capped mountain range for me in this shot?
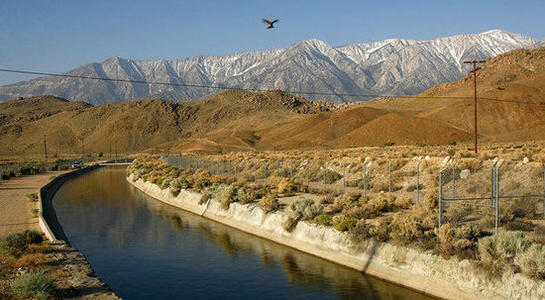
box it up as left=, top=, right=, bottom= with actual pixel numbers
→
left=0, top=30, right=540, bottom=104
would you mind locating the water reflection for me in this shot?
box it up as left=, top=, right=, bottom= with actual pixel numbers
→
left=53, top=166, right=432, bottom=300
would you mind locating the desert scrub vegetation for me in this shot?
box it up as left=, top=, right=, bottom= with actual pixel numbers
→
left=259, top=194, right=280, bottom=213
left=478, top=231, right=545, bottom=279
left=0, top=230, right=43, bottom=255
left=10, top=271, right=56, bottom=299
left=284, top=198, right=323, bottom=231
left=132, top=150, right=545, bottom=282
left=0, top=231, right=65, bottom=299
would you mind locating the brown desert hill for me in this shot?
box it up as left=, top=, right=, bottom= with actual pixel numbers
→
left=0, top=90, right=337, bottom=155
left=360, top=46, right=545, bottom=141
left=253, top=106, right=471, bottom=150
left=2, top=46, right=545, bottom=155
left=0, top=95, right=91, bottom=126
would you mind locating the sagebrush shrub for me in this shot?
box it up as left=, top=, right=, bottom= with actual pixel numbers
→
left=350, top=220, right=374, bottom=241
left=388, top=214, right=424, bottom=245
left=313, top=214, right=332, bottom=226
left=1, top=233, right=28, bottom=254
left=277, top=178, right=297, bottom=194
left=260, top=194, right=279, bottom=213
left=333, top=216, right=357, bottom=232
left=235, top=187, right=257, bottom=204
left=288, top=198, right=323, bottom=220
left=514, top=243, right=545, bottom=280
left=10, top=271, right=56, bottom=299
left=213, top=184, right=236, bottom=210
left=330, top=193, right=359, bottom=212
left=478, top=231, right=532, bottom=275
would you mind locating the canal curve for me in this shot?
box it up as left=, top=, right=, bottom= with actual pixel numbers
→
left=52, top=166, right=432, bottom=299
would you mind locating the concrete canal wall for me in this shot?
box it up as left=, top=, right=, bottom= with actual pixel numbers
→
left=127, top=173, right=545, bottom=300
left=39, top=165, right=102, bottom=242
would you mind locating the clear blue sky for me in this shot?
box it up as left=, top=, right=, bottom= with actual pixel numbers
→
left=1, top=0, right=544, bottom=85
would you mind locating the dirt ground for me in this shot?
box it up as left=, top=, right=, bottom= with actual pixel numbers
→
left=0, top=171, right=67, bottom=236
left=0, top=170, right=118, bottom=299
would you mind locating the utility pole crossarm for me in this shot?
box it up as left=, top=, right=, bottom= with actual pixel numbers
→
left=464, top=59, right=487, bottom=154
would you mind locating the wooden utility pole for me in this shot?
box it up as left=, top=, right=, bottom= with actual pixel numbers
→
left=43, top=135, right=48, bottom=160
left=109, top=139, right=112, bottom=159
left=464, top=60, right=486, bottom=153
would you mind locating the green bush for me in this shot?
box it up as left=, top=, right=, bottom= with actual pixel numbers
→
left=26, top=193, right=39, bottom=202
left=313, top=214, right=332, bottom=226
left=212, top=184, right=236, bottom=210
left=334, top=216, right=357, bottom=232
left=324, top=169, right=342, bottom=184
left=22, top=230, right=43, bottom=245
left=1, top=233, right=28, bottom=254
left=193, top=178, right=210, bottom=192
left=10, top=271, right=56, bottom=299
left=478, top=231, right=532, bottom=275
left=287, top=198, right=323, bottom=220
left=2, top=170, right=15, bottom=180
left=235, top=187, right=257, bottom=204
left=514, top=243, right=545, bottom=280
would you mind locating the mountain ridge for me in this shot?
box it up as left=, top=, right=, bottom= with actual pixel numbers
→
left=0, top=30, right=539, bottom=104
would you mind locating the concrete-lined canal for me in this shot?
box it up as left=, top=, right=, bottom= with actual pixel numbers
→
left=52, top=166, right=432, bottom=299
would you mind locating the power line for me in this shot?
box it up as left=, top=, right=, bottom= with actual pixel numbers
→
left=0, top=67, right=471, bottom=100
left=1, top=67, right=544, bottom=105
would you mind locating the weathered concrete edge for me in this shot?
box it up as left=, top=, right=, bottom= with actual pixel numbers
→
left=127, top=174, right=545, bottom=300
left=39, top=165, right=102, bottom=243
left=38, top=165, right=119, bottom=299
left=125, top=176, right=467, bottom=299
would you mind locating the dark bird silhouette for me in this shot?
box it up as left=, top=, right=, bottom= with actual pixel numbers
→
left=263, top=18, right=279, bottom=29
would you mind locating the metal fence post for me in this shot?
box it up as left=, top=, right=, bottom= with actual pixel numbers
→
left=439, top=169, right=443, bottom=228
left=290, top=162, right=293, bottom=179
left=306, top=163, right=309, bottom=188
left=277, top=160, right=280, bottom=176
left=452, top=162, right=456, bottom=199
left=491, top=161, right=499, bottom=207
left=495, top=165, right=500, bottom=235
left=363, top=163, right=367, bottom=196
left=323, top=163, right=326, bottom=189
left=342, top=165, right=346, bottom=193
left=264, top=161, right=267, bottom=184
left=388, top=162, right=392, bottom=193
left=235, top=161, right=237, bottom=178
left=416, top=162, right=420, bottom=203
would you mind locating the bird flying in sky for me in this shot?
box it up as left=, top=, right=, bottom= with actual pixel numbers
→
left=263, top=18, right=279, bottom=29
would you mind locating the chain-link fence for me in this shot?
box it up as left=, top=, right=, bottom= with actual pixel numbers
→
left=438, top=160, right=545, bottom=234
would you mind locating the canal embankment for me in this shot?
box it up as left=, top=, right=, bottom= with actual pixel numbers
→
left=38, top=165, right=118, bottom=299
left=127, top=173, right=545, bottom=300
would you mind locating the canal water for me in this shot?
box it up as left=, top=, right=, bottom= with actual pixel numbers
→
left=53, top=166, right=432, bottom=299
